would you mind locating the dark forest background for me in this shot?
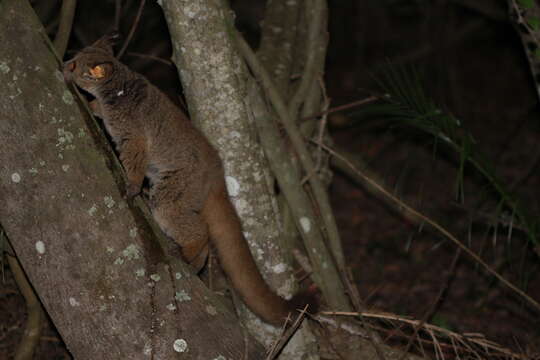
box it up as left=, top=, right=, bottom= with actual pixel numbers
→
left=2, top=0, right=539, bottom=358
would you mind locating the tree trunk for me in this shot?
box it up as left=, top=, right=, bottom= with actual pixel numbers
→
left=158, top=1, right=320, bottom=356
left=0, top=0, right=264, bottom=358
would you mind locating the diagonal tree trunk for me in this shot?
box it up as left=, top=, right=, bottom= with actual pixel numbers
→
left=0, top=0, right=264, bottom=358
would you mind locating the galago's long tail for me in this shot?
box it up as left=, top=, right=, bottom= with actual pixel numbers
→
left=201, top=179, right=317, bottom=325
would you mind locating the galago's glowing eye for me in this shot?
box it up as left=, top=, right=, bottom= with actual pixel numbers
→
left=89, top=65, right=106, bottom=79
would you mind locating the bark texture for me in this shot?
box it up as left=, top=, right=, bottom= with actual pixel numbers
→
left=0, top=1, right=264, bottom=359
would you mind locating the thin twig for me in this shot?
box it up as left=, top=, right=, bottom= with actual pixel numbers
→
left=314, top=77, right=329, bottom=172
left=344, top=269, right=387, bottom=360
left=117, top=0, right=146, bottom=59
left=265, top=308, right=307, bottom=360
left=324, top=311, right=530, bottom=359
left=301, top=95, right=379, bottom=123
left=315, top=141, right=540, bottom=313
left=398, top=248, right=461, bottom=360
left=114, top=0, right=122, bottom=32
left=124, top=51, right=174, bottom=66
left=301, top=78, right=330, bottom=185
left=53, top=0, right=77, bottom=59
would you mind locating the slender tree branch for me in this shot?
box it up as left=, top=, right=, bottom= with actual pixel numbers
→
left=235, top=32, right=353, bottom=310
left=246, top=77, right=350, bottom=311
left=114, top=0, right=122, bottom=32
left=287, top=0, right=325, bottom=120
left=53, top=0, right=77, bottom=59
left=257, top=0, right=301, bottom=95
left=117, top=0, right=145, bottom=59
left=234, top=28, right=346, bottom=272
left=4, top=236, right=44, bottom=360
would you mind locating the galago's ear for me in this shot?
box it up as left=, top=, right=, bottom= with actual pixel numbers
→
left=90, top=32, right=122, bottom=55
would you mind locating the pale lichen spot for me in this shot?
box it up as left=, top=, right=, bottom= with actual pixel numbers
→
left=78, top=128, right=86, bottom=138
left=234, top=198, right=248, bottom=214
left=39, top=160, right=46, bottom=166
left=103, top=196, right=116, bottom=208
left=35, top=241, right=46, bottom=254
left=11, top=172, right=21, bottom=183
left=173, top=339, right=188, bottom=353
left=114, top=257, right=124, bottom=265
left=0, top=62, right=10, bottom=74
left=62, top=164, right=70, bottom=172
left=129, top=227, right=138, bottom=238
left=135, top=268, right=146, bottom=277
left=106, top=246, right=114, bottom=253
left=175, top=272, right=182, bottom=280
left=166, top=303, right=177, bottom=311
left=56, top=128, right=74, bottom=147
left=117, top=90, right=125, bottom=96
left=150, top=274, right=161, bottom=282
left=122, top=244, right=140, bottom=260
left=175, top=290, right=191, bottom=302
left=205, top=305, right=217, bottom=316
left=225, top=176, right=240, bottom=196
left=253, top=171, right=262, bottom=182
left=143, top=342, right=152, bottom=355
left=184, top=2, right=201, bottom=18
left=99, top=305, right=107, bottom=311
left=300, top=217, right=311, bottom=233
left=28, top=168, right=38, bottom=175
left=213, top=356, right=226, bottom=360
left=68, top=297, right=80, bottom=307
left=88, top=204, right=98, bottom=216
left=54, top=69, right=64, bottom=82
left=272, top=262, right=287, bottom=274
left=8, top=87, right=22, bottom=100
left=62, top=90, right=74, bottom=105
